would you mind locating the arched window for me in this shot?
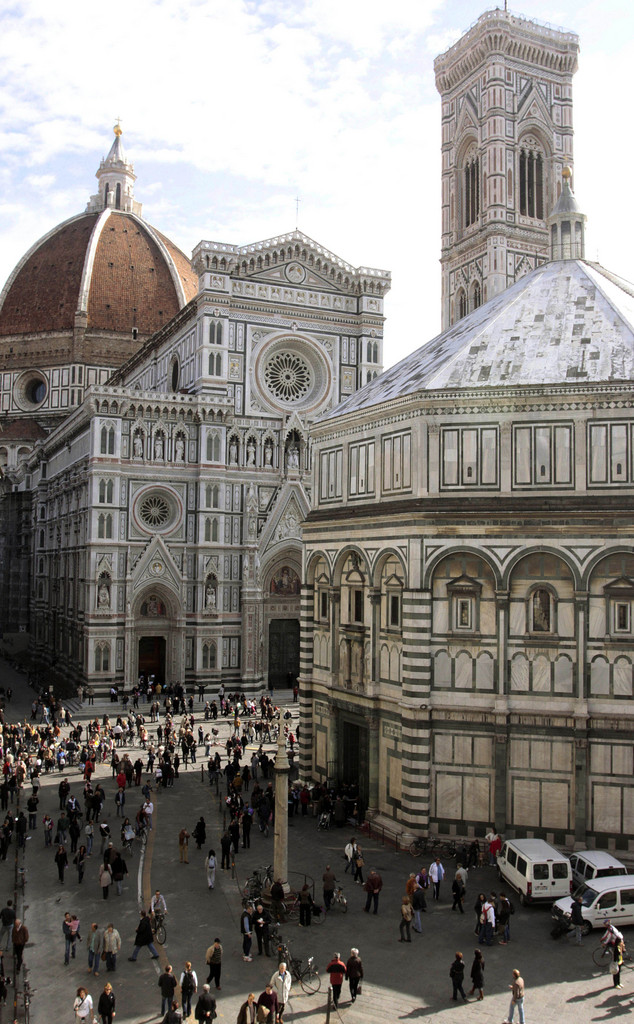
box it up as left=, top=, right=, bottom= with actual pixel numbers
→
left=115, top=183, right=121, bottom=209
left=212, top=518, right=219, bottom=542
left=209, top=352, right=222, bottom=376
left=463, top=149, right=480, bottom=228
left=519, top=139, right=545, bottom=219
left=100, top=425, right=115, bottom=455
left=206, top=433, right=221, bottom=461
left=205, top=484, right=212, bottom=508
left=530, top=587, right=553, bottom=632
left=204, top=518, right=211, bottom=542
left=98, top=514, right=113, bottom=539
left=95, top=643, right=110, bottom=672
left=457, top=289, right=467, bottom=321
left=209, top=321, right=223, bottom=345
left=104, top=183, right=110, bottom=205
left=472, top=281, right=481, bottom=310
left=202, top=641, right=217, bottom=669
left=99, top=480, right=106, bottom=503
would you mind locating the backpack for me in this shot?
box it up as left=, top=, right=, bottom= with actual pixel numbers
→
left=182, top=971, right=195, bottom=995
left=508, top=899, right=515, bottom=915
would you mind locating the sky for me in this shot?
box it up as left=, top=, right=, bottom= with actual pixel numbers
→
left=0, top=0, right=633, bottom=369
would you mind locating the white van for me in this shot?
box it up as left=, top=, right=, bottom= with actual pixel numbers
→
left=552, top=874, right=634, bottom=934
left=569, top=850, right=627, bottom=890
left=497, top=839, right=572, bottom=904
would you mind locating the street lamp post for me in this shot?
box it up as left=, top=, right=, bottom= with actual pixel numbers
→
left=273, top=718, right=290, bottom=884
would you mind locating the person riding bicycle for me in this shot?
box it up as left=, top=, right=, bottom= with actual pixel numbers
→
left=600, top=920, right=623, bottom=949
left=151, top=890, right=168, bottom=921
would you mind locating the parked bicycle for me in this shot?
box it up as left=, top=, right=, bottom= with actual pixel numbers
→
left=276, top=942, right=321, bottom=993
left=242, top=864, right=274, bottom=900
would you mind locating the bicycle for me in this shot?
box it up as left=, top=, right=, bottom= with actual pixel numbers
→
left=152, top=911, right=167, bottom=945
left=409, top=836, right=436, bottom=858
left=277, top=943, right=321, bottom=993
left=242, top=865, right=273, bottom=900
left=592, top=944, right=633, bottom=971
left=329, top=885, right=348, bottom=913
left=285, top=893, right=325, bottom=925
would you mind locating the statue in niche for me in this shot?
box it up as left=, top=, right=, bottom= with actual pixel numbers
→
left=133, top=433, right=143, bottom=458
left=229, top=439, right=238, bottom=465
left=287, top=446, right=299, bottom=471
left=175, top=437, right=185, bottom=461
left=154, top=434, right=164, bottom=460
left=264, top=443, right=273, bottom=467
left=98, top=583, right=110, bottom=608
left=205, top=582, right=217, bottom=610
left=246, top=440, right=256, bottom=466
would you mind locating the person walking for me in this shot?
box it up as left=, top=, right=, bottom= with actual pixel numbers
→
left=237, top=992, right=257, bottom=1024
left=326, top=952, right=347, bottom=1008
left=612, top=941, right=625, bottom=990
left=102, top=923, right=121, bottom=972
left=412, top=885, right=426, bottom=933
left=178, top=828, right=190, bottom=863
left=569, top=894, right=584, bottom=946
left=451, top=872, right=465, bottom=913
left=256, top=984, right=278, bottom=1024
left=205, top=938, right=223, bottom=989
left=468, top=949, right=485, bottom=1000
left=478, top=895, right=495, bottom=947
left=0, top=900, right=15, bottom=951
left=97, top=982, right=116, bottom=1024
left=63, top=912, right=74, bottom=966
left=322, top=865, right=336, bottom=911
left=87, top=922, right=102, bottom=977
left=270, top=962, right=291, bottom=1024
left=158, top=965, right=178, bottom=1016
left=194, top=984, right=217, bottom=1023
left=193, top=818, right=206, bottom=850
left=449, top=951, right=467, bottom=1002
left=498, top=892, right=512, bottom=944
left=12, top=918, right=29, bottom=971
left=205, top=849, right=216, bottom=890
left=299, top=883, right=312, bottom=927
left=429, top=858, right=445, bottom=901
left=399, top=896, right=413, bottom=942
left=128, top=910, right=160, bottom=961
left=363, top=869, right=382, bottom=914
left=353, top=844, right=364, bottom=885
left=345, top=948, right=363, bottom=1002
left=110, top=852, right=128, bottom=897
left=180, top=961, right=198, bottom=1016
left=344, top=838, right=357, bottom=874
left=99, top=862, right=113, bottom=900
left=74, top=845, right=88, bottom=884
left=241, top=907, right=253, bottom=962
left=503, top=968, right=525, bottom=1023
left=55, top=843, right=68, bottom=883
left=73, top=987, right=94, bottom=1024
left=163, top=1000, right=182, bottom=1024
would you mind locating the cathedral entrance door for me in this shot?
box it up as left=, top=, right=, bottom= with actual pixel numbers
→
left=341, top=720, right=368, bottom=805
left=138, top=636, right=166, bottom=686
left=268, top=619, right=299, bottom=690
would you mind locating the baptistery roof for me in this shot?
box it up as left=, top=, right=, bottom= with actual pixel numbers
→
left=323, top=259, right=634, bottom=420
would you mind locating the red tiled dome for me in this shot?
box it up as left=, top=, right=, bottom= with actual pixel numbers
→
left=0, top=209, right=198, bottom=339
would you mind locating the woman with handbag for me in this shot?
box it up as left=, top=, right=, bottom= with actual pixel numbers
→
left=345, top=948, right=363, bottom=1002
left=399, top=896, right=413, bottom=942
left=353, top=845, right=365, bottom=885
left=73, top=986, right=95, bottom=1024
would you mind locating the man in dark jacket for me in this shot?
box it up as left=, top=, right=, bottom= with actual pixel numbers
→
left=194, top=984, right=217, bottom=1021
left=253, top=903, right=272, bottom=957
left=128, top=910, right=160, bottom=960
left=569, top=894, right=585, bottom=945
left=363, top=870, right=383, bottom=914
left=256, top=985, right=278, bottom=1021
left=159, top=965, right=178, bottom=1016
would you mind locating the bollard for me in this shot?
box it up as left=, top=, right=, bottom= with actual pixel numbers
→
left=325, top=985, right=333, bottom=1024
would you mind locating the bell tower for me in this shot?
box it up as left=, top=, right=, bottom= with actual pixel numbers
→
left=434, top=9, right=579, bottom=329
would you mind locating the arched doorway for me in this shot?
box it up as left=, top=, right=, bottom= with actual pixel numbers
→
left=138, top=635, right=166, bottom=685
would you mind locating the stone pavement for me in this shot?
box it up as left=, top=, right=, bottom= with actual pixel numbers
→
left=0, top=657, right=633, bottom=1024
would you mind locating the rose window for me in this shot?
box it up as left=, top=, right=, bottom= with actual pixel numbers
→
left=139, top=494, right=170, bottom=528
left=264, top=352, right=311, bottom=403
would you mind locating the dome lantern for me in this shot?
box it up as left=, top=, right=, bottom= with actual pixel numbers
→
left=86, top=122, right=142, bottom=216
left=548, top=167, right=586, bottom=261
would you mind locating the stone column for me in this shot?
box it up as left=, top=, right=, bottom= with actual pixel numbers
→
left=273, top=725, right=290, bottom=883
left=366, top=713, right=380, bottom=816
left=495, top=590, right=509, bottom=694
left=574, top=591, right=588, bottom=699
left=573, top=726, right=589, bottom=847
left=369, top=589, right=381, bottom=683
left=330, top=587, right=341, bottom=682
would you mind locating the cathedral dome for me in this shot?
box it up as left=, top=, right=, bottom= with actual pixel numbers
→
left=0, top=209, right=197, bottom=340
left=0, top=125, right=197, bottom=389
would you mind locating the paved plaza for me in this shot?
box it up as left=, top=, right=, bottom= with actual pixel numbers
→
left=0, top=660, right=632, bottom=1024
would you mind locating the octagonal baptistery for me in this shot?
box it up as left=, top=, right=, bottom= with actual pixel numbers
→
left=0, top=126, right=197, bottom=436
